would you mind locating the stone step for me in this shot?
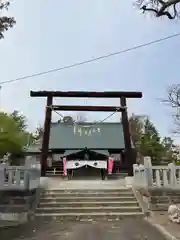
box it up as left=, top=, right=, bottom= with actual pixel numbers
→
left=36, top=206, right=141, bottom=214
left=108, top=173, right=128, bottom=179
left=0, top=205, right=28, bottom=213
left=43, top=188, right=131, bottom=194
left=35, top=212, right=144, bottom=221
left=39, top=201, right=139, bottom=208
left=41, top=192, right=134, bottom=198
left=40, top=196, right=136, bottom=202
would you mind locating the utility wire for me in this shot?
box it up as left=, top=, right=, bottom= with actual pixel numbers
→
left=0, top=32, right=180, bottom=85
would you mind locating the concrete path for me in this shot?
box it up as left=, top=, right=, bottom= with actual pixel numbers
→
left=0, top=218, right=167, bottom=240
left=46, top=178, right=126, bottom=189
left=148, top=212, right=180, bottom=239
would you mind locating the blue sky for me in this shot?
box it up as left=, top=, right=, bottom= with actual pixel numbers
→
left=0, top=0, right=179, bottom=140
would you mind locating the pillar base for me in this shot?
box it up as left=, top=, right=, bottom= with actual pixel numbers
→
left=41, top=167, right=46, bottom=177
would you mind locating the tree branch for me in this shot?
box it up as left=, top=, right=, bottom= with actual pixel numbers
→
left=0, top=1, right=16, bottom=39
left=162, top=84, right=180, bottom=135
left=140, top=0, right=180, bottom=19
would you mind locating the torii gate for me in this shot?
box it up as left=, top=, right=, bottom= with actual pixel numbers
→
left=30, top=91, right=143, bottom=176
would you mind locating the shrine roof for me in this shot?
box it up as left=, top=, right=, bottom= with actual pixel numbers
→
left=25, top=122, right=127, bottom=153
left=62, top=149, right=109, bottom=157
left=48, top=122, right=125, bottom=150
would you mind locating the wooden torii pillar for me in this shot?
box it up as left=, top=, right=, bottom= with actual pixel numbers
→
left=30, top=91, right=142, bottom=176
left=120, top=97, right=134, bottom=176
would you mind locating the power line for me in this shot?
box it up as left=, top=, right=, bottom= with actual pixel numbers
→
left=1, top=32, right=180, bottom=86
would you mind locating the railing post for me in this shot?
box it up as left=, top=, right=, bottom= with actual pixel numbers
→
left=168, top=162, right=176, bottom=188
left=24, top=170, right=30, bottom=190
left=155, top=170, right=161, bottom=187
left=140, top=164, right=148, bottom=187
left=163, top=169, right=169, bottom=187
left=0, top=165, right=5, bottom=189
left=133, top=164, right=147, bottom=188
left=14, top=169, right=21, bottom=186
left=144, top=156, right=153, bottom=187
left=133, top=164, right=138, bottom=186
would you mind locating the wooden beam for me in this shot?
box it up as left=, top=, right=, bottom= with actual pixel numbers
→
left=51, top=105, right=126, bottom=112
left=30, top=90, right=142, bottom=98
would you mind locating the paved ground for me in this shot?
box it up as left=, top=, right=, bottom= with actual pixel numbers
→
left=149, top=211, right=180, bottom=239
left=46, top=178, right=126, bottom=189
left=0, top=218, right=167, bottom=240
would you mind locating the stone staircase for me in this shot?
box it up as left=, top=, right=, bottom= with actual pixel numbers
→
left=35, top=188, right=144, bottom=221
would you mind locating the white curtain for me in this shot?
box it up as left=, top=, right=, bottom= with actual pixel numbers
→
left=87, top=161, right=107, bottom=169
left=66, top=160, right=87, bottom=169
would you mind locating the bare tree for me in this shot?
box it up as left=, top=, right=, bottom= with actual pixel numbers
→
left=163, top=84, right=180, bottom=134
left=35, top=125, right=44, bottom=139
left=129, top=114, right=147, bottom=146
left=0, top=1, right=16, bottom=39
left=137, top=0, right=180, bottom=19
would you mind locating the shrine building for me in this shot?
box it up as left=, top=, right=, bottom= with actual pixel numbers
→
left=26, top=121, right=134, bottom=179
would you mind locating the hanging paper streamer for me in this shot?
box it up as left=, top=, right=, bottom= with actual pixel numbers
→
left=63, top=158, right=67, bottom=176
left=108, top=157, right=114, bottom=174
